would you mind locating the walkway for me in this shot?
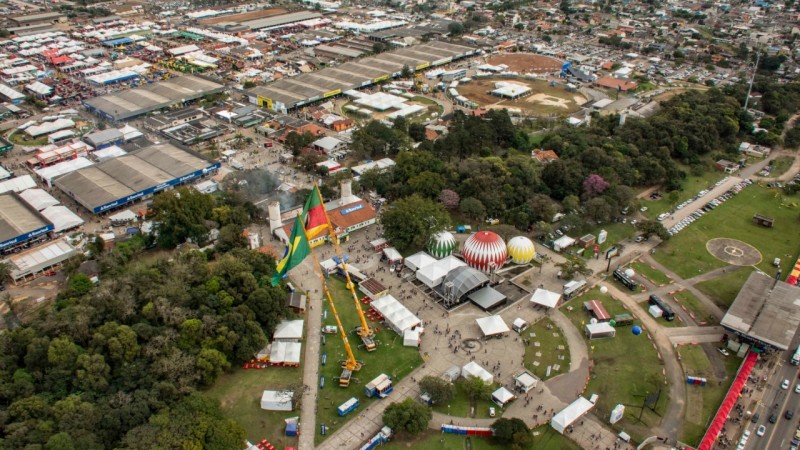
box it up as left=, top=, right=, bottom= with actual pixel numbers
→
left=643, top=255, right=725, bottom=321
left=297, top=258, right=325, bottom=450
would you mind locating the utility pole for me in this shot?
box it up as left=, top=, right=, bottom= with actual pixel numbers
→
left=744, top=50, right=760, bottom=112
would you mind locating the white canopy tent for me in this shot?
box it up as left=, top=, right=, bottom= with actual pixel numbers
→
left=514, top=370, right=539, bottom=393
left=530, top=288, right=561, bottom=309
left=404, top=251, right=436, bottom=271
left=553, top=235, right=576, bottom=252
left=268, top=341, right=302, bottom=365
left=403, top=328, right=421, bottom=347
left=18, top=188, right=59, bottom=211
left=462, top=361, right=493, bottom=384
left=371, top=294, right=420, bottom=335
left=40, top=206, right=84, bottom=232
left=476, top=315, right=510, bottom=337
left=585, top=322, right=616, bottom=339
left=260, top=390, right=293, bottom=411
left=512, top=318, right=528, bottom=332
left=109, top=209, right=137, bottom=223
left=382, top=247, right=403, bottom=264
left=0, top=175, right=37, bottom=194
left=273, top=319, right=304, bottom=341
left=416, top=255, right=466, bottom=288
left=551, top=397, right=594, bottom=434
left=491, top=386, right=516, bottom=406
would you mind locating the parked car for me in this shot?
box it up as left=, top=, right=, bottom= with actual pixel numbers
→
left=489, top=407, right=496, bottom=417
left=757, top=425, right=766, bottom=436
left=783, top=379, right=791, bottom=390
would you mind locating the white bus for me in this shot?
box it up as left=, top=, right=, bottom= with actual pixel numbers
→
left=791, top=345, right=800, bottom=365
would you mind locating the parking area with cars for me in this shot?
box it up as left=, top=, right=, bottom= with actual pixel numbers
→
left=666, top=178, right=753, bottom=237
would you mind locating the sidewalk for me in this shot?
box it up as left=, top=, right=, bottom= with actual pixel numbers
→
left=297, top=258, right=324, bottom=450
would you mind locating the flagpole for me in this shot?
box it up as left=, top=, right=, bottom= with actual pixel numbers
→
left=315, top=182, right=376, bottom=346
left=297, top=215, right=362, bottom=382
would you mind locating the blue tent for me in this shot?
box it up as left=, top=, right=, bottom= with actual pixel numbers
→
left=285, top=422, right=298, bottom=436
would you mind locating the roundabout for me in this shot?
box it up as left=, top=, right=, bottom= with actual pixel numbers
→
left=705, top=238, right=763, bottom=266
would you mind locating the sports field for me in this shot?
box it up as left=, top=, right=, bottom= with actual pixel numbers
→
left=457, top=78, right=587, bottom=116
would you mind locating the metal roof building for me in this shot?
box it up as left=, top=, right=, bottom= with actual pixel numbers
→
left=0, top=192, right=53, bottom=251
left=82, top=75, right=225, bottom=121
left=721, top=271, right=800, bottom=350
left=239, top=11, right=322, bottom=30
left=246, top=41, right=477, bottom=112
left=53, top=143, right=220, bottom=214
left=4, top=238, right=78, bottom=284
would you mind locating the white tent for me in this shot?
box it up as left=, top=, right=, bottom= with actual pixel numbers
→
left=512, top=318, right=528, bottom=333
left=371, top=294, right=421, bottom=335
left=40, top=206, right=84, bottom=232
left=649, top=304, right=663, bottom=318
left=404, top=251, right=436, bottom=271
left=553, top=235, right=576, bottom=252
left=416, top=255, right=466, bottom=288
left=514, top=370, right=539, bottom=393
left=551, top=397, right=594, bottom=434
left=0, top=175, right=36, bottom=194
left=109, top=209, right=137, bottom=223
left=382, top=247, right=403, bottom=264
left=476, top=315, right=510, bottom=337
left=260, top=390, right=293, bottom=411
left=491, top=386, right=516, bottom=406
left=34, top=156, right=93, bottom=187
left=269, top=341, right=302, bottom=365
left=462, top=361, right=493, bottom=384
left=18, top=188, right=59, bottom=211
left=530, top=288, right=561, bottom=308
left=403, top=328, right=421, bottom=347
left=273, top=319, right=304, bottom=341
left=585, top=322, right=616, bottom=339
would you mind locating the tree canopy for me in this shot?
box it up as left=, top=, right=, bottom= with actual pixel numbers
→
left=382, top=398, right=432, bottom=436
left=381, top=194, right=451, bottom=253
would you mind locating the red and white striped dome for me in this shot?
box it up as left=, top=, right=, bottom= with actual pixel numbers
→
left=463, top=231, right=507, bottom=273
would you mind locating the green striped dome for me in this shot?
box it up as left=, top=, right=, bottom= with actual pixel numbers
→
left=429, top=231, right=457, bottom=259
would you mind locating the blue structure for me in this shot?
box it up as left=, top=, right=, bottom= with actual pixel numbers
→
left=337, top=397, right=359, bottom=417
left=365, top=374, right=393, bottom=398
left=359, top=427, right=393, bottom=450
left=0, top=224, right=53, bottom=251
left=560, top=62, right=572, bottom=78
left=103, top=37, right=134, bottom=47
left=285, top=422, right=298, bottom=436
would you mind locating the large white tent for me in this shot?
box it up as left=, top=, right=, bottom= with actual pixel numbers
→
left=553, top=235, right=576, bottom=252
left=551, top=397, right=594, bottom=434
left=476, top=315, right=510, bottom=337
left=462, top=361, right=493, bottom=384
left=273, top=319, right=304, bottom=341
left=404, top=251, right=436, bottom=271
left=514, top=370, right=539, bottom=393
left=530, top=288, right=561, bottom=309
left=403, top=328, right=421, bottom=347
left=491, top=386, right=516, bottom=406
left=268, top=341, right=302, bottom=365
left=260, top=390, right=293, bottom=411
left=34, top=156, right=94, bottom=187
left=371, top=294, right=421, bottom=335
left=585, top=322, right=616, bottom=339
left=40, top=206, right=84, bottom=232
left=416, top=255, right=466, bottom=288
left=18, top=188, right=59, bottom=211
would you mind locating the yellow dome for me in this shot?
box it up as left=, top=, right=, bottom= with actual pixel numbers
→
left=507, top=236, right=536, bottom=264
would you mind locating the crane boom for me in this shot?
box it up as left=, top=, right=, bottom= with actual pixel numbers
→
left=315, top=185, right=376, bottom=351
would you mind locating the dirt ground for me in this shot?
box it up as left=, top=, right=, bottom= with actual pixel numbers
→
left=487, top=53, right=564, bottom=74
left=457, top=78, right=586, bottom=115
left=199, top=8, right=289, bottom=25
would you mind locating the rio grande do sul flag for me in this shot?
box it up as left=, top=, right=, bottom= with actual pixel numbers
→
left=271, top=215, right=311, bottom=286
left=303, top=185, right=328, bottom=239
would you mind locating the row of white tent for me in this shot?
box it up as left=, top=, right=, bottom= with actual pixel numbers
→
left=405, top=253, right=466, bottom=288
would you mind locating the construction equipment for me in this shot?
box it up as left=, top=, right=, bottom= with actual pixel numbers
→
left=315, top=186, right=377, bottom=351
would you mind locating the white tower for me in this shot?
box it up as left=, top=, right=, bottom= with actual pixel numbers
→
left=268, top=201, right=282, bottom=233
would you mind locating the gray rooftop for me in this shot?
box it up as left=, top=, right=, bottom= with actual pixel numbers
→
left=83, top=75, right=224, bottom=121
left=84, top=128, right=123, bottom=145
left=248, top=41, right=476, bottom=110
left=0, top=193, right=49, bottom=243
left=240, top=11, right=321, bottom=30
left=721, top=271, right=800, bottom=350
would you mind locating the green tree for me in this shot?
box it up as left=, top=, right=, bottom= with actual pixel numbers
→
left=196, top=348, right=230, bottom=386
left=45, top=432, right=76, bottom=450
left=556, top=256, right=592, bottom=280
left=285, top=131, right=316, bottom=156
left=418, top=376, right=454, bottom=405
left=408, top=122, right=427, bottom=142
left=408, top=171, right=446, bottom=198
left=67, top=273, right=94, bottom=296
left=216, top=223, right=248, bottom=253
left=381, top=194, right=451, bottom=252
left=242, top=80, right=257, bottom=89
left=0, top=260, right=11, bottom=282
left=150, top=187, right=215, bottom=248
left=448, top=22, right=465, bottom=35
left=492, top=418, right=531, bottom=449
left=637, top=219, right=670, bottom=240
left=401, top=64, right=413, bottom=79
left=459, top=376, right=491, bottom=403
left=460, top=197, right=486, bottom=221
left=382, top=398, right=432, bottom=436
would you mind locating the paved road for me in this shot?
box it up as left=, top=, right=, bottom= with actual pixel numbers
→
left=297, top=258, right=325, bottom=450
left=746, top=344, right=800, bottom=450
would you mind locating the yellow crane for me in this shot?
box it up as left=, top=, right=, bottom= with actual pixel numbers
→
left=315, top=186, right=377, bottom=351
left=300, top=219, right=363, bottom=386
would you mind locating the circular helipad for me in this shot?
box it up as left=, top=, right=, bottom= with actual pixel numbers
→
left=706, top=238, right=762, bottom=266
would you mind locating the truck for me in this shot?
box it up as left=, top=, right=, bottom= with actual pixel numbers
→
left=337, top=397, right=360, bottom=417
left=359, top=426, right=393, bottom=450
left=791, top=345, right=800, bottom=365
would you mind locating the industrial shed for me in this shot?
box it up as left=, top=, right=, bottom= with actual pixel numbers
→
left=0, top=192, right=53, bottom=252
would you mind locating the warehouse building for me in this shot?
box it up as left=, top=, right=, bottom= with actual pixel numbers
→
left=82, top=75, right=225, bottom=121
left=53, top=143, right=220, bottom=214
left=4, top=238, right=78, bottom=285
left=0, top=192, right=54, bottom=253
left=247, top=41, right=478, bottom=112
left=239, top=11, right=322, bottom=31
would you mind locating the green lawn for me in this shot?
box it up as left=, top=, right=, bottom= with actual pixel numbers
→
left=8, top=131, right=49, bottom=147
left=767, top=156, right=794, bottom=178
left=629, top=260, right=673, bottom=286
left=315, top=278, right=423, bottom=444
left=653, top=186, right=800, bottom=279
left=431, top=380, right=495, bottom=419
left=695, top=269, right=753, bottom=310
left=641, top=169, right=724, bottom=220
left=562, top=287, right=669, bottom=442
left=672, top=289, right=717, bottom=325
left=204, top=367, right=301, bottom=447
left=522, top=317, right=570, bottom=380
left=382, top=426, right=580, bottom=450
left=583, top=222, right=636, bottom=254
left=677, top=345, right=742, bottom=445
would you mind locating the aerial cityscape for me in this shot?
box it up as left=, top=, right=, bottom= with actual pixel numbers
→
left=0, top=0, right=798, bottom=449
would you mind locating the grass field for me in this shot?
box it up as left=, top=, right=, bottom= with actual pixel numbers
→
left=767, top=156, right=795, bottom=178
left=562, top=287, right=669, bottom=441
left=653, top=186, right=800, bottom=279
left=695, top=268, right=753, bottom=310
left=457, top=78, right=586, bottom=116
left=382, top=426, right=580, bottom=450
left=522, top=317, right=570, bottom=380
left=677, top=345, right=742, bottom=445
left=583, top=222, right=636, bottom=254
left=8, top=130, right=49, bottom=147
left=630, top=260, right=673, bottom=286
left=431, top=380, right=495, bottom=419
left=672, top=289, right=717, bottom=325
left=641, top=170, right=724, bottom=220
left=315, top=278, right=423, bottom=444
left=205, top=367, right=301, bottom=447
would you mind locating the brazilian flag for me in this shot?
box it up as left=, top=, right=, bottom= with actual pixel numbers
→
left=271, top=215, right=311, bottom=286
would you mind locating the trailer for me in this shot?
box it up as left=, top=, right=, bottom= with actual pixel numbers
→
left=359, top=426, right=393, bottom=450
left=648, top=294, right=675, bottom=321
left=365, top=373, right=393, bottom=398
left=337, top=397, right=360, bottom=417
